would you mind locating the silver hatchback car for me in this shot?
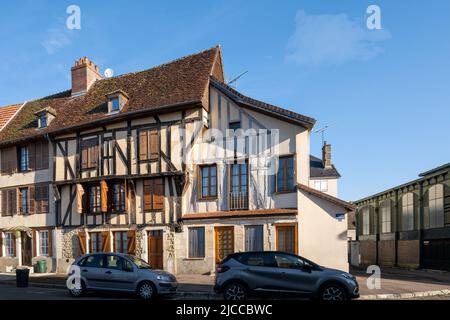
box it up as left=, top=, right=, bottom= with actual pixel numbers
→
left=66, top=253, right=177, bottom=299
left=214, top=251, right=359, bottom=301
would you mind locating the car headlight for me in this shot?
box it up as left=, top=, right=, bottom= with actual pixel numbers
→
left=156, top=275, right=172, bottom=281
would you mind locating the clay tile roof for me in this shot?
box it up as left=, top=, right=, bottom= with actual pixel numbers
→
left=297, top=183, right=355, bottom=212
left=182, top=208, right=298, bottom=220
left=209, top=76, right=316, bottom=129
left=0, top=104, right=22, bottom=130
left=0, top=46, right=221, bottom=145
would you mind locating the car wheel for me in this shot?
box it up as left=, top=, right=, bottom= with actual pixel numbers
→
left=223, top=282, right=247, bottom=300
left=68, top=280, right=86, bottom=297
left=137, top=281, right=156, bottom=300
left=320, top=284, right=347, bottom=301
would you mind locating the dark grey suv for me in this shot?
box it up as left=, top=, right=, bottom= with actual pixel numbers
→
left=214, top=251, right=359, bottom=301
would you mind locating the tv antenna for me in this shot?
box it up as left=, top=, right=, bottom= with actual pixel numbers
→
left=227, top=71, right=248, bottom=87
left=314, top=124, right=333, bottom=146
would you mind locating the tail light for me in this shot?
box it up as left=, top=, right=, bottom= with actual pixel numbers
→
left=216, top=265, right=230, bottom=273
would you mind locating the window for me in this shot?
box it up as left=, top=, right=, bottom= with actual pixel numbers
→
left=19, top=146, right=29, bottom=171
left=105, top=255, right=123, bottom=269
left=4, top=232, right=14, bottom=257
left=276, top=156, right=294, bottom=192
left=276, top=225, right=295, bottom=253
left=188, top=227, right=205, bottom=258
left=33, top=141, right=49, bottom=170
left=428, top=184, right=444, bottom=229
left=39, top=230, right=49, bottom=256
left=139, top=129, right=159, bottom=161
left=143, top=178, right=164, bottom=211
left=114, top=231, right=127, bottom=254
left=1, top=147, right=17, bottom=174
left=236, top=252, right=277, bottom=267
left=90, top=233, right=102, bottom=253
left=81, top=138, right=98, bottom=170
left=313, top=180, right=328, bottom=192
left=274, top=253, right=306, bottom=269
left=39, top=114, right=47, bottom=128
left=111, top=98, right=120, bottom=112
left=245, top=225, right=263, bottom=251
left=380, top=200, right=392, bottom=233
left=19, top=188, right=29, bottom=214
left=35, top=185, right=49, bottom=214
left=80, top=254, right=104, bottom=268
left=229, top=162, right=248, bottom=210
left=229, top=121, right=241, bottom=130
left=1, top=189, right=17, bottom=216
left=402, top=193, right=414, bottom=231
left=89, top=185, right=101, bottom=213
left=112, top=183, right=125, bottom=212
left=199, top=165, right=217, bottom=199
left=362, top=208, right=370, bottom=235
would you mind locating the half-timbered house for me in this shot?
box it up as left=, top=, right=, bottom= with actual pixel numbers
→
left=0, top=46, right=354, bottom=274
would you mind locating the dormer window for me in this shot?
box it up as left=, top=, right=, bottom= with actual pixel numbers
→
left=34, top=107, right=56, bottom=129
left=39, top=114, right=48, bottom=128
left=106, top=90, right=129, bottom=114
left=111, top=98, right=120, bottom=112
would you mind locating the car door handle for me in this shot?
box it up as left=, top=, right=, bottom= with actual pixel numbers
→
left=82, top=269, right=88, bottom=273
left=105, top=271, right=112, bottom=274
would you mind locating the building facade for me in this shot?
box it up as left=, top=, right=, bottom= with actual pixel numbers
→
left=0, top=46, right=354, bottom=274
left=354, top=163, right=450, bottom=271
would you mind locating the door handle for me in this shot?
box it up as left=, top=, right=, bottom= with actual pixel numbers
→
left=105, top=270, right=112, bottom=274
left=82, top=269, right=88, bottom=273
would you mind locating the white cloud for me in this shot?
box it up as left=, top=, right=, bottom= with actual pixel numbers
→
left=41, top=28, right=72, bottom=54
left=286, top=10, right=391, bottom=66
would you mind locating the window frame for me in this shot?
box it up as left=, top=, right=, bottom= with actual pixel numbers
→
left=188, top=227, right=205, bottom=259
left=313, top=180, right=328, bottom=192
left=112, top=182, right=126, bottom=212
left=113, top=231, right=128, bottom=254
left=19, top=187, right=29, bottom=214
left=380, top=200, right=392, bottom=234
left=276, top=155, right=295, bottom=193
left=428, top=184, right=444, bottom=229
left=110, top=97, right=120, bottom=112
left=198, top=164, right=218, bottom=200
left=362, top=208, right=371, bottom=235
left=4, top=232, right=15, bottom=257
left=89, top=232, right=103, bottom=254
left=18, top=146, right=29, bottom=172
left=39, top=230, right=49, bottom=257
left=138, top=128, right=160, bottom=162
left=245, top=225, right=264, bottom=252
left=402, top=193, right=415, bottom=231
left=80, top=137, right=99, bottom=170
left=88, top=185, right=102, bottom=214
left=39, top=114, right=47, bottom=128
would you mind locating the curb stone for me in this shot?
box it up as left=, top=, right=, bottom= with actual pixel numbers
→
left=358, top=289, right=450, bottom=300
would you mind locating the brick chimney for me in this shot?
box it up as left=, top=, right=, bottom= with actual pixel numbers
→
left=322, top=142, right=332, bottom=168
left=71, top=57, right=102, bottom=96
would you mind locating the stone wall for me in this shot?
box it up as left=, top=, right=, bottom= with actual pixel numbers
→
left=397, top=239, right=420, bottom=268
left=0, top=257, right=19, bottom=273
left=359, top=240, right=377, bottom=266
left=378, top=240, right=396, bottom=266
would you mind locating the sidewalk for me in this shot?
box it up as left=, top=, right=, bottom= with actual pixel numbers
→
left=1, top=267, right=449, bottom=300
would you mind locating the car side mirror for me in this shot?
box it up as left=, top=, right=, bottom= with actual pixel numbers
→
left=302, top=264, right=313, bottom=273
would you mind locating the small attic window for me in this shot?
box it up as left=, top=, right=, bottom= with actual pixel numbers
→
left=39, top=114, right=48, bottom=128
left=106, top=90, right=129, bottom=114
left=34, top=107, right=56, bottom=129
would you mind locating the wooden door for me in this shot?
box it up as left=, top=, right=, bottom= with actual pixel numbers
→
left=215, top=226, right=234, bottom=264
left=276, top=225, right=297, bottom=254
left=22, top=233, right=32, bottom=266
left=148, top=230, right=163, bottom=269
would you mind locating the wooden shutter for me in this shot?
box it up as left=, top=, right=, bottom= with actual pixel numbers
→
left=0, top=232, right=2, bottom=257
left=1, top=147, right=17, bottom=174
left=28, top=143, right=36, bottom=171
left=78, top=232, right=87, bottom=255
left=41, top=142, right=49, bottom=169
left=143, top=180, right=152, bottom=211
left=1, top=190, right=7, bottom=216
left=35, top=142, right=43, bottom=170
left=9, top=189, right=17, bottom=216
left=89, top=144, right=98, bottom=168
left=18, top=189, right=22, bottom=214
left=139, top=131, right=148, bottom=161
left=35, top=186, right=42, bottom=214
left=48, top=229, right=53, bottom=257
left=29, top=186, right=35, bottom=215
left=32, top=230, right=37, bottom=257
left=153, top=178, right=164, bottom=210
left=127, top=230, right=136, bottom=255
left=101, top=231, right=111, bottom=252
left=42, top=185, right=49, bottom=213
left=100, top=181, right=108, bottom=213
left=1, top=149, right=7, bottom=174
left=81, top=141, right=88, bottom=169
left=149, top=130, right=159, bottom=160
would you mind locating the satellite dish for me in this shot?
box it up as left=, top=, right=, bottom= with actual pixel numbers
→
left=104, top=68, right=114, bottom=78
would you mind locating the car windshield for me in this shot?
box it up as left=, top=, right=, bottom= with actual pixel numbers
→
left=128, top=255, right=152, bottom=269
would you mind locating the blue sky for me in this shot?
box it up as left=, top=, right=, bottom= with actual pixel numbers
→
left=0, top=0, right=449, bottom=200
